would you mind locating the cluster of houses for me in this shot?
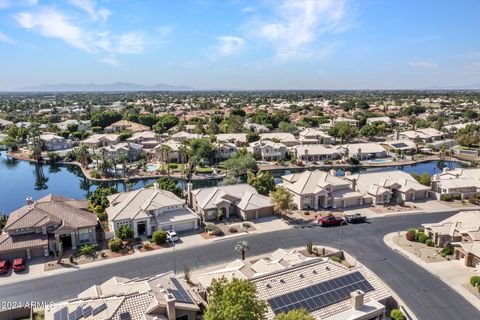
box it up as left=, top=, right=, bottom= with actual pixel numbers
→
left=4, top=115, right=465, bottom=165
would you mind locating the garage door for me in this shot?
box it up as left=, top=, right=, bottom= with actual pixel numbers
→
left=0, top=249, right=27, bottom=261
left=172, top=220, right=196, bottom=232
left=30, top=247, right=46, bottom=258
left=344, top=198, right=361, bottom=207
left=415, top=190, right=427, bottom=200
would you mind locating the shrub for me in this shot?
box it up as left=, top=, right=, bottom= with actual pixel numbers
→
left=167, top=163, right=178, bottom=169
left=452, top=194, right=462, bottom=201
left=406, top=228, right=417, bottom=241
left=69, top=255, right=74, bottom=263
left=416, top=232, right=428, bottom=243
left=97, top=211, right=108, bottom=221
left=115, top=225, right=134, bottom=240
left=440, top=244, right=454, bottom=256
left=440, top=194, right=452, bottom=201
left=390, top=309, right=406, bottom=320
left=152, top=230, right=167, bottom=245
left=205, top=224, right=222, bottom=236
left=229, top=227, right=238, bottom=233
left=425, top=239, right=434, bottom=247
left=108, top=238, right=124, bottom=252
left=143, top=241, right=151, bottom=250
left=90, top=169, right=101, bottom=179
left=417, top=228, right=424, bottom=233
left=330, top=256, right=342, bottom=263
left=79, top=244, right=97, bottom=257
left=470, top=276, right=480, bottom=287
left=304, top=211, right=310, bottom=216
left=242, top=222, right=251, bottom=228
left=468, top=194, right=477, bottom=204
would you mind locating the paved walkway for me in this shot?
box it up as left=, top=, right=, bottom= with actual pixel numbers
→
left=384, top=232, right=480, bottom=312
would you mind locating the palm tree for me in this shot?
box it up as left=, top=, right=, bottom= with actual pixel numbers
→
left=76, top=145, right=90, bottom=168
left=118, top=152, right=129, bottom=178
left=235, top=240, right=249, bottom=260
left=160, top=144, right=173, bottom=164
left=98, top=158, right=113, bottom=177
left=91, top=153, right=101, bottom=167
left=29, top=124, right=43, bottom=162
left=179, top=142, right=189, bottom=164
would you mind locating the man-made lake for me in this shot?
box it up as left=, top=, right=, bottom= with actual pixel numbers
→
left=0, top=151, right=464, bottom=214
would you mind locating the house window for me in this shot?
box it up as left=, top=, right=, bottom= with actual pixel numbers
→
left=78, top=229, right=90, bottom=244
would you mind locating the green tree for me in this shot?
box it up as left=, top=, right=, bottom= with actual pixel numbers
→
left=247, top=172, right=276, bottom=196
left=155, top=177, right=182, bottom=197
left=189, top=138, right=215, bottom=163
left=246, top=131, right=260, bottom=143
left=88, top=187, right=117, bottom=212
left=115, top=225, right=134, bottom=240
left=204, top=277, right=267, bottom=320
left=270, top=187, right=298, bottom=217
left=390, top=309, right=406, bottom=320
left=90, top=111, right=122, bottom=128
left=76, top=145, right=90, bottom=168
left=328, top=122, right=357, bottom=144
left=223, top=150, right=258, bottom=176
left=275, top=309, right=314, bottom=320
left=152, top=230, right=167, bottom=245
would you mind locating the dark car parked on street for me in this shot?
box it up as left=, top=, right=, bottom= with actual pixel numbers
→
left=345, top=213, right=368, bottom=224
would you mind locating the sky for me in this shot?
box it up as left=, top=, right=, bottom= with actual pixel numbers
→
left=0, top=0, right=479, bottom=90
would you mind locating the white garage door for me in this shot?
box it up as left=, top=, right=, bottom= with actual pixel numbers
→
left=172, top=220, right=196, bottom=232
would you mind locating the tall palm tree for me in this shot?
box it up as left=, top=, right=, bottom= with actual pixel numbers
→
left=29, top=124, right=43, bottom=162
left=235, top=240, right=249, bottom=261
left=160, top=144, right=173, bottom=164
left=118, top=152, right=129, bottom=178
left=76, top=145, right=90, bottom=168
left=98, top=157, right=113, bottom=177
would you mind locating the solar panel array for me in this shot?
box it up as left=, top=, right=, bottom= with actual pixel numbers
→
left=391, top=142, right=409, bottom=149
left=267, top=271, right=374, bottom=315
left=53, top=303, right=107, bottom=320
left=169, top=277, right=194, bottom=304
left=120, top=312, right=132, bottom=320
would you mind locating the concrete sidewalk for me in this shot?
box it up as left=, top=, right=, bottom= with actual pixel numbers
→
left=384, top=232, right=480, bottom=312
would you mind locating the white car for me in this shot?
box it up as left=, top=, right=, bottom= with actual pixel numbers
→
left=166, top=230, right=179, bottom=242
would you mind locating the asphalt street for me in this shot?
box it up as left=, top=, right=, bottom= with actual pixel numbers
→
left=0, top=211, right=479, bottom=319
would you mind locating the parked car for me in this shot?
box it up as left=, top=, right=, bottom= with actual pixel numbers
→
left=12, top=258, right=26, bottom=272
left=166, top=230, right=179, bottom=242
left=318, top=215, right=345, bottom=227
left=0, top=260, right=10, bottom=274
left=345, top=213, right=367, bottom=224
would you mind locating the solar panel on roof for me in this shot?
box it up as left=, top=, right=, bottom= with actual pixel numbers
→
left=82, top=306, right=92, bottom=317
left=91, top=303, right=107, bottom=316
left=75, top=307, right=83, bottom=319
left=391, top=142, right=408, bottom=148
left=267, top=271, right=374, bottom=315
left=169, top=277, right=194, bottom=304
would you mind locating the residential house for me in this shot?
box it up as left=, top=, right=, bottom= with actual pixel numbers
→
left=339, top=143, right=388, bottom=160
left=0, top=194, right=98, bottom=260
left=80, top=134, right=120, bottom=148
left=380, top=140, right=417, bottom=154
left=190, top=184, right=274, bottom=221
left=38, top=133, right=74, bottom=151
left=343, top=170, right=430, bottom=204
left=56, top=119, right=91, bottom=131
left=366, top=116, right=392, bottom=125
left=127, top=130, right=160, bottom=149
left=170, top=131, right=205, bottom=142
left=216, top=133, right=248, bottom=147
left=105, top=120, right=150, bottom=133
left=214, top=142, right=237, bottom=162
left=319, top=117, right=360, bottom=130
left=292, top=144, right=341, bottom=163
left=45, top=272, right=203, bottom=320
left=281, top=170, right=364, bottom=209
left=248, top=140, right=287, bottom=161
left=399, top=128, right=444, bottom=143
left=252, top=258, right=391, bottom=320
left=244, top=122, right=270, bottom=133
left=106, top=184, right=200, bottom=238
left=0, top=118, right=13, bottom=128
left=298, top=128, right=333, bottom=145
left=101, top=142, right=143, bottom=161
left=431, top=168, right=480, bottom=200
left=154, top=140, right=185, bottom=163
left=260, top=132, right=297, bottom=147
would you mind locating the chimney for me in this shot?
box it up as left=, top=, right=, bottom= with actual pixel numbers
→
left=351, top=178, right=357, bottom=191
left=345, top=171, right=351, bottom=176
left=350, top=290, right=365, bottom=310
left=394, top=130, right=400, bottom=140
left=153, top=182, right=159, bottom=190
left=165, top=293, right=176, bottom=320
left=26, top=196, right=33, bottom=205
left=329, top=169, right=337, bottom=176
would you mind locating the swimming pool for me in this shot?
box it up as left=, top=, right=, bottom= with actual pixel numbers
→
left=368, top=159, right=392, bottom=163
left=145, top=164, right=159, bottom=172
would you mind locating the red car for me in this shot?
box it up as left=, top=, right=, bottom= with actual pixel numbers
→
left=318, top=215, right=345, bottom=227
left=0, top=260, right=9, bottom=274
left=12, top=258, right=26, bottom=272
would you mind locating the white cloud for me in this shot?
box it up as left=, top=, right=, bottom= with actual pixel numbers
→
left=0, top=30, right=14, bottom=44
left=467, top=50, right=480, bottom=57
left=0, top=0, right=37, bottom=9
left=408, top=61, right=439, bottom=69
left=15, top=8, right=91, bottom=51
left=241, top=7, right=255, bottom=13
left=98, top=57, right=119, bottom=66
left=69, top=0, right=111, bottom=22
left=216, top=36, right=245, bottom=56
left=252, top=0, right=352, bottom=62
left=115, top=32, right=144, bottom=54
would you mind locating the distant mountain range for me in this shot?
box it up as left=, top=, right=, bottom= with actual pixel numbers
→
left=424, top=83, right=480, bottom=90
left=12, top=82, right=195, bottom=92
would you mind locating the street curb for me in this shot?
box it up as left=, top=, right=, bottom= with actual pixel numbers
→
left=383, top=232, right=480, bottom=312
